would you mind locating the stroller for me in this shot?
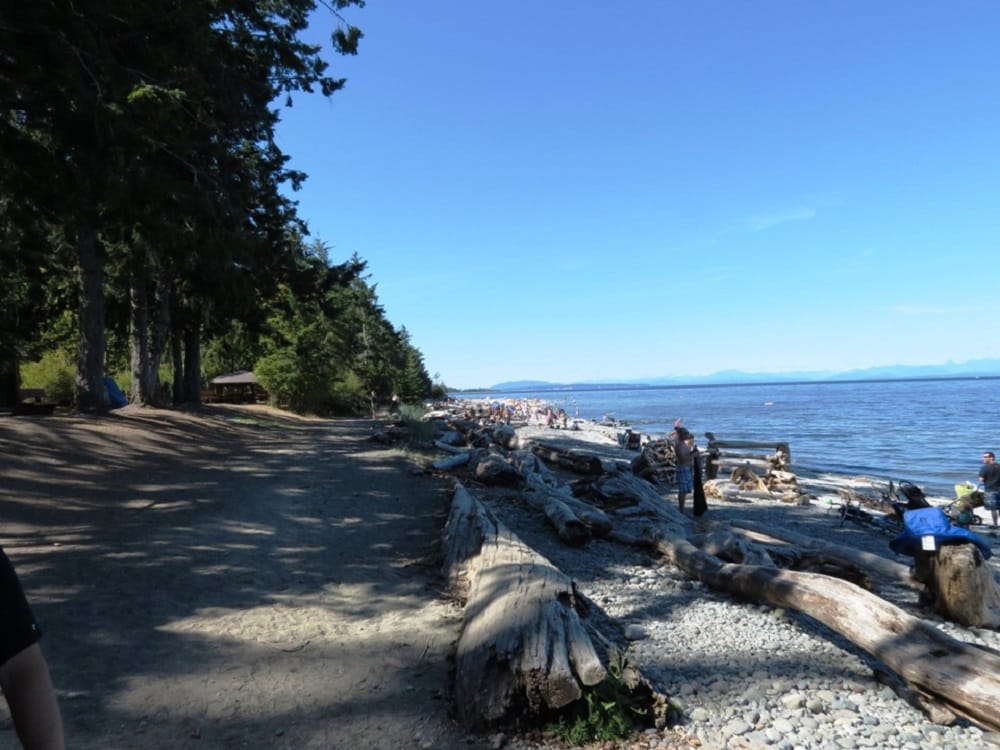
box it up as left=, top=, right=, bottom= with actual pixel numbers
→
left=947, top=482, right=984, bottom=528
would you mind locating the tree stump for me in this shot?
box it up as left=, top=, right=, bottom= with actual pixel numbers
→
left=913, top=544, right=1000, bottom=628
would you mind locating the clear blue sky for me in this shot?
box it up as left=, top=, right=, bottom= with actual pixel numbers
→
left=275, top=2, right=1000, bottom=390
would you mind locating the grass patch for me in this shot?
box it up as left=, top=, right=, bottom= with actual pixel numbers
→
left=546, top=649, right=651, bottom=745
left=397, top=403, right=439, bottom=449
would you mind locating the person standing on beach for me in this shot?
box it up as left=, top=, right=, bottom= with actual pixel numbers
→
left=670, top=421, right=696, bottom=513
left=0, top=548, right=64, bottom=749
left=979, top=451, right=1000, bottom=528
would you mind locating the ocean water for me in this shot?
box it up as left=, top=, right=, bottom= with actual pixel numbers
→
left=454, top=377, right=1000, bottom=497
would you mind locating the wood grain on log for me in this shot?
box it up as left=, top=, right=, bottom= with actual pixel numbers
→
left=443, top=483, right=607, bottom=728
left=654, top=534, right=1000, bottom=732
left=529, top=442, right=604, bottom=475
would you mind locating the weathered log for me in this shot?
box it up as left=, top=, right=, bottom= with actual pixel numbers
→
left=492, top=424, right=518, bottom=449
left=912, top=545, right=1000, bottom=628
left=654, top=533, right=1000, bottom=731
left=707, top=439, right=791, bottom=462
left=432, top=451, right=473, bottom=471
left=528, top=442, right=604, bottom=476
left=715, top=457, right=780, bottom=474
left=872, top=664, right=958, bottom=726
left=730, top=519, right=914, bottom=590
left=509, top=451, right=614, bottom=540
left=837, top=486, right=886, bottom=511
left=435, top=439, right=469, bottom=454
left=442, top=483, right=607, bottom=728
left=729, top=463, right=772, bottom=494
left=474, top=453, right=521, bottom=486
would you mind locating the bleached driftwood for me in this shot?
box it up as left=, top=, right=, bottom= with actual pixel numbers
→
left=730, top=519, right=915, bottom=590
left=510, top=450, right=613, bottom=541
left=442, top=482, right=607, bottom=728
left=913, top=545, right=1000, bottom=628
left=434, top=439, right=468, bottom=454
left=527, top=441, right=604, bottom=476
left=653, top=530, right=1000, bottom=732
left=432, top=452, right=473, bottom=471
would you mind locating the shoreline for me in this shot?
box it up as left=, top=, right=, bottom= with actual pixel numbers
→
left=448, top=396, right=961, bottom=506
left=441, top=400, right=1000, bottom=749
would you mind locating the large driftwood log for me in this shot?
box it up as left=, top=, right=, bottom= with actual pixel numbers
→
left=913, top=545, right=1000, bottom=628
left=730, top=519, right=915, bottom=590
left=528, top=441, right=604, bottom=475
left=508, top=450, right=590, bottom=546
left=510, top=451, right=613, bottom=540
left=654, top=533, right=1000, bottom=732
left=442, top=482, right=607, bottom=728
left=432, top=451, right=474, bottom=471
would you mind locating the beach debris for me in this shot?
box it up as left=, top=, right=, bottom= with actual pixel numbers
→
left=435, top=398, right=1000, bottom=734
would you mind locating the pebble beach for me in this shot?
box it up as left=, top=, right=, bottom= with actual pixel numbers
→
left=450, top=410, right=1000, bottom=750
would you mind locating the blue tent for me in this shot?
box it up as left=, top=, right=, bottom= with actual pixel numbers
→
left=104, top=376, right=128, bottom=409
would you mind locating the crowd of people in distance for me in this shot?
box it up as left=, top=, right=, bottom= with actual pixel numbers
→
left=474, top=399, right=571, bottom=429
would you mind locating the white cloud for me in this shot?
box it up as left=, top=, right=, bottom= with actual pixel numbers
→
left=746, top=207, right=816, bottom=232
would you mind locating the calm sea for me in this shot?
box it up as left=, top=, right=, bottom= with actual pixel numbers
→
left=453, top=377, right=1000, bottom=498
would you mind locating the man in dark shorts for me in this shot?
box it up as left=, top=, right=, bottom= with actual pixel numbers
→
left=0, top=548, right=64, bottom=749
left=979, top=451, right=1000, bottom=528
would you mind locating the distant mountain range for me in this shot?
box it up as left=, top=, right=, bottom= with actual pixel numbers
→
left=485, top=359, right=1000, bottom=392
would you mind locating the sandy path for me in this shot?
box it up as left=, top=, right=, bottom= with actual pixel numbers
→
left=0, top=405, right=488, bottom=750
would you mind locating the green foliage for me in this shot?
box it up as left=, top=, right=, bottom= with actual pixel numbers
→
left=254, top=350, right=301, bottom=408
left=397, top=403, right=437, bottom=448
left=20, top=351, right=74, bottom=404
left=0, top=2, right=438, bottom=417
left=547, top=650, right=648, bottom=745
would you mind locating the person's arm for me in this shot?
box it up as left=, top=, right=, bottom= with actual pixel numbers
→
left=0, top=643, right=64, bottom=750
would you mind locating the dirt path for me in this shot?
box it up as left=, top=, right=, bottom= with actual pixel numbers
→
left=0, top=405, right=491, bottom=750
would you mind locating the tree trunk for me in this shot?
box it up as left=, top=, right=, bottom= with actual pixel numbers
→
left=913, top=545, right=1000, bottom=628
left=75, top=228, right=107, bottom=413
left=129, top=256, right=152, bottom=406
left=0, top=354, right=18, bottom=409
left=443, top=482, right=607, bottom=728
left=182, top=326, right=200, bottom=405
left=171, top=332, right=184, bottom=404
left=148, top=277, right=171, bottom=405
left=509, top=451, right=613, bottom=541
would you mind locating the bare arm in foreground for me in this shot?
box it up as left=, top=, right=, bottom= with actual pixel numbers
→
left=0, top=642, right=64, bottom=750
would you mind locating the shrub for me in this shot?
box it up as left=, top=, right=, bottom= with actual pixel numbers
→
left=547, top=650, right=648, bottom=744
left=20, top=351, right=74, bottom=404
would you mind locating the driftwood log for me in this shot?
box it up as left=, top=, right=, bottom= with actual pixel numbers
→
left=436, top=417, right=1000, bottom=732
left=730, top=519, right=915, bottom=590
left=570, top=469, right=1000, bottom=729
left=913, top=545, right=1000, bottom=628
left=654, top=531, right=1000, bottom=731
left=442, top=482, right=607, bottom=727
left=511, top=450, right=613, bottom=542
left=528, top=441, right=604, bottom=475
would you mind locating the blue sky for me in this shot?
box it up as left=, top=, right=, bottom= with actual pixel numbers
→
left=275, top=2, right=1000, bottom=390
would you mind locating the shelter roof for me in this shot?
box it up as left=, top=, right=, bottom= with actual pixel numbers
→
left=210, top=370, right=259, bottom=386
